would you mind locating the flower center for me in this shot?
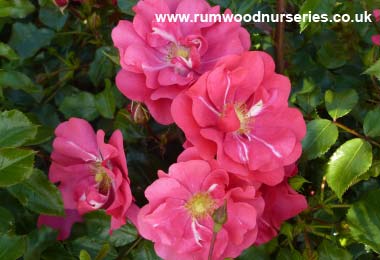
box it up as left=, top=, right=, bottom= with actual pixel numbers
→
left=234, top=103, right=251, bottom=134
left=92, top=163, right=112, bottom=195
left=185, top=192, right=216, bottom=220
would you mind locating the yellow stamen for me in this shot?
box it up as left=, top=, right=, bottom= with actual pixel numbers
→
left=185, top=192, right=216, bottom=220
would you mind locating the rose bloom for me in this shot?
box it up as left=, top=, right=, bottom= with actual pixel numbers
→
left=255, top=164, right=308, bottom=245
left=112, top=0, right=250, bottom=124
left=38, top=118, right=137, bottom=240
left=137, top=158, right=264, bottom=260
left=172, top=51, right=306, bottom=186
left=178, top=147, right=307, bottom=245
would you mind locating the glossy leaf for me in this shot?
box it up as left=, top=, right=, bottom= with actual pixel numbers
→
left=302, top=119, right=338, bottom=160
left=326, top=139, right=373, bottom=199
left=8, top=22, right=54, bottom=59
left=347, top=189, right=380, bottom=253
left=317, top=240, right=352, bottom=260
left=0, top=110, right=38, bottom=148
left=0, top=70, right=40, bottom=94
left=7, top=169, right=64, bottom=216
left=363, top=107, right=380, bottom=138
left=0, top=42, right=18, bottom=60
left=0, top=234, right=26, bottom=260
left=0, top=0, right=35, bottom=18
left=0, top=148, right=35, bottom=187
left=59, top=91, right=99, bottom=121
left=325, top=89, right=358, bottom=121
left=24, top=226, right=58, bottom=260
left=0, top=206, right=15, bottom=234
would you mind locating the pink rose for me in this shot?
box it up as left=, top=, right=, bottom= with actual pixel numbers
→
left=112, top=0, right=250, bottom=124
left=172, top=51, right=306, bottom=186
left=38, top=118, right=137, bottom=240
left=255, top=164, right=308, bottom=245
left=372, top=35, right=380, bottom=46
left=374, top=9, right=380, bottom=22
left=137, top=159, right=264, bottom=260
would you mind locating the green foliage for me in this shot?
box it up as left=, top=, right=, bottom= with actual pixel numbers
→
left=0, top=148, right=35, bottom=187
left=302, top=119, right=339, bottom=160
left=325, top=89, right=358, bottom=121
left=347, top=190, right=380, bottom=253
left=326, top=139, right=373, bottom=199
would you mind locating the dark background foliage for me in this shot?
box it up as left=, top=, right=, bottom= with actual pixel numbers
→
left=1, top=0, right=380, bottom=259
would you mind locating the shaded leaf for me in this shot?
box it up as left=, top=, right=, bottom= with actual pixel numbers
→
left=59, top=91, right=99, bottom=121
left=318, top=240, right=352, bottom=260
left=7, top=169, right=64, bottom=216
left=0, top=206, right=15, bottom=234
left=96, top=81, right=116, bottom=119
left=131, top=240, right=161, bottom=260
left=0, top=148, right=35, bottom=187
left=39, top=6, right=68, bottom=31
left=0, top=42, right=18, bottom=60
left=0, top=0, right=35, bottom=18
left=24, top=226, right=58, bottom=260
left=364, top=58, right=380, bottom=80
left=363, top=107, right=380, bottom=138
left=0, top=234, right=26, bottom=260
left=347, top=189, right=380, bottom=253
left=302, top=119, right=339, bottom=160
left=8, top=22, right=54, bottom=59
left=0, top=70, right=40, bottom=94
left=110, top=223, right=138, bottom=247
left=325, top=89, right=358, bottom=120
left=326, top=139, right=373, bottom=199
left=89, top=47, right=114, bottom=87
left=0, top=110, right=38, bottom=148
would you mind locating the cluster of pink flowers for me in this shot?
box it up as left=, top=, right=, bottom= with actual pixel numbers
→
left=40, top=0, right=307, bottom=258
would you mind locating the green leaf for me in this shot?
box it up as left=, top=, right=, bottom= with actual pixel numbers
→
left=0, top=0, right=35, bottom=18
left=0, top=110, right=38, bottom=148
left=364, top=58, right=380, bottom=80
left=39, top=6, right=68, bottom=31
left=80, top=250, right=92, bottom=260
left=363, top=107, right=380, bottom=138
left=117, top=0, right=138, bottom=15
left=24, top=226, right=58, bottom=260
left=0, top=70, right=40, bottom=94
left=0, top=206, right=15, bottom=234
left=325, top=89, right=358, bottom=120
left=110, top=223, right=138, bottom=247
left=69, top=238, right=117, bottom=260
left=288, top=175, right=310, bottom=191
left=96, top=81, right=116, bottom=119
left=302, top=119, right=339, bottom=160
left=59, top=91, right=99, bottom=121
left=0, top=148, right=35, bottom=187
left=326, top=139, right=373, bottom=199
left=131, top=240, right=161, bottom=260
left=237, top=239, right=278, bottom=260
left=0, top=42, right=18, bottom=60
left=295, top=80, right=322, bottom=114
left=0, top=234, right=26, bottom=260
left=276, top=248, right=303, bottom=260
left=317, top=43, right=347, bottom=69
left=8, top=22, right=55, bottom=59
left=89, top=47, right=114, bottom=87
left=7, top=169, right=64, bottom=216
left=299, top=0, right=335, bottom=32
left=347, top=189, right=380, bottom=253
left=318, top=240, right=352, bottom=260
left=84, top=211, right=110, bottom=240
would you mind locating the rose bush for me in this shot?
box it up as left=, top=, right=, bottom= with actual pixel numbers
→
left=1, top=0, right=380, bottom=259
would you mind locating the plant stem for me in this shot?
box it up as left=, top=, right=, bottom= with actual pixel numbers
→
left=208, top=231, right=217, bottom=260
left=328, top=204, right=351, bottom=209
left=275, top=0, right=286, bottom=73
left=334, top=121, right=380, bottom=148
